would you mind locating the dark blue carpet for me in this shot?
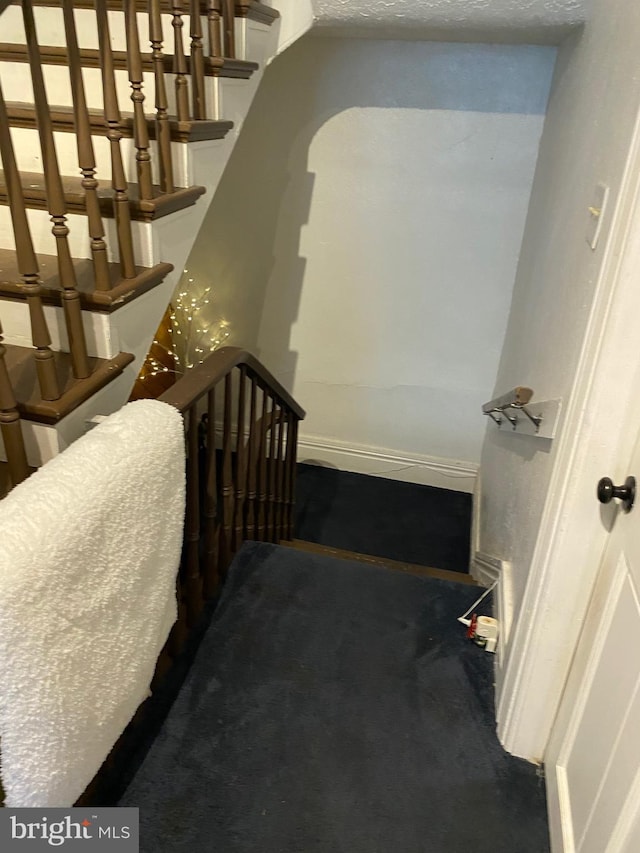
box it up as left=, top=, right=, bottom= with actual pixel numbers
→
left=120, top=541, right=549, bottom=852
left=295, top=464, right=472, bottom=573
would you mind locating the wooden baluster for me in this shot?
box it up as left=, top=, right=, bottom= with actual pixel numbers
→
left=256, top=386, right=268, bottom=541
left=190, top=0, right=206, bottom=119
left=124, top=0, right=154, bottom=201
left=266, top=397, right=278, bottom=542
left=219, top=371, right=234, bottom=574
left=62, top=0, right=110, bottom=294
left=275, top=404, right=286, bottom=540
left=0, top=319, right=29, bottom=487
left=0, top=80, right=59, bottom=402
left=172, top=0, right=190, bottom=123
left=283, top=410, right=296, bottom=540
left=232, top=365, right=246, bottom=551
left=207, top=0, right=222, bottom=59
left=203, top=388, right=219, bottom=599
left=95, top=0, right=136, bottom=279
left=245, top=375, right=258, bottom=539
left=23, top=0, right=90, bottom=380
left=149, top=0, right=175, bottom=193
left=185, top=405, right=202, bottom=625
left=288, top=416, right=299, bottom=540
left=221, top=0, right=235, bottom=58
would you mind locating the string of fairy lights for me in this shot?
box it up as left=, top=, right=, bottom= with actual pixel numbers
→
left=138, top=272, right=230, bottom=383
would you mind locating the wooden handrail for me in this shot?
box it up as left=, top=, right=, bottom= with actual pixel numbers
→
left=159, top=347, right=306, bottom=418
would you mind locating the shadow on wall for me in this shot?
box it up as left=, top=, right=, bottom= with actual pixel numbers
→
left=181, top=34, right=554, bottom=388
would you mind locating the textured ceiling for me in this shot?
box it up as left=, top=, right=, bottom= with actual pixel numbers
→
left=311, top=0, right=592, bottom=44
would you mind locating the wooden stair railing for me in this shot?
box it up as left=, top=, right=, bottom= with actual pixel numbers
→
left=158, top=346, right=305, bottom=640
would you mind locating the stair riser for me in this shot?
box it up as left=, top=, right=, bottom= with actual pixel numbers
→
left=4, top=63, right=255, bottom=187
left=1, top=62, right=179, bottom=116
left=0, top=206, right=157, bottom=266
left=8, top=127, right=192, bottom=188
left=216, top=74, right=260, bottom=129
left=0, top=59, right=255, bottom=125
left=238, top=20, right=272, bottom=64
left=0, top=299, right=117, bottom=360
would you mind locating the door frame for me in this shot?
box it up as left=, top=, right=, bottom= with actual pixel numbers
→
left=496, top=102, right=640, bottom=763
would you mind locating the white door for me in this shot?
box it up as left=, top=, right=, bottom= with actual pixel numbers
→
left=546, top=425, right=640, bottom=852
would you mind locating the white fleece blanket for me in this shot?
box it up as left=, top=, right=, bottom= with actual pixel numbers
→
left=0, top=400, right=185, bottom=807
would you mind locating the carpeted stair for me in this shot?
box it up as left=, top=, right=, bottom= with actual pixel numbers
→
left=119, top=541, right=549, bottom=852
left=295, top=464, right=472, bottom=573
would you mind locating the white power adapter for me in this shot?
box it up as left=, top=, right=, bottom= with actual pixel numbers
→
left=474, top=616, right=499, bottom=653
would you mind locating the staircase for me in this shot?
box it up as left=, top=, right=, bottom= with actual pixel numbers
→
left=0, top=0, right=310, bottom=495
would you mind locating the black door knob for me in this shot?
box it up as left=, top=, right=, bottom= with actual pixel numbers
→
left=597, top=476, right=636, bottom=512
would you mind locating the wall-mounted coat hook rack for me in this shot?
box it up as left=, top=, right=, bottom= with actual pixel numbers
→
left=482, top=387, right=561, bottom=441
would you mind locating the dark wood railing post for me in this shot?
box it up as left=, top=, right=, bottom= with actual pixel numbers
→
left=172, top=0, right=190, bottom=123
left=232, top=365, right=246, bottom=550
left=275, top=404, right=285, bottom=539
left=23, top=0, right=90, bottom=380
left=245, top=375, right=258, bottom=538
left=124, top=0, right=154, bottom=201
left=0, top=318, right=29, bottom=487
left=256, top=385, right=268, bottom=540
left=62, top=0, right=110, bottom=294
left=284, top=410, right=296, bottom=540
left=95, top=0, right=136, bottom=279
left=190, top=0, right=206, bottom=119
left=0, top=79, right=60, bottom=401
left=207, top=0, right=223, bottom=59
left=185, top=406, right=203, bottom=625
left=203, top=388, right=219, bottom=598
left=219, top=371, right=234, bottom=573
left=149, top=0, right=175, bottom=193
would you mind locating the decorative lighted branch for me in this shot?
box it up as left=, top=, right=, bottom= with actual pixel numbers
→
left=138, top=272, right=230, bottom=384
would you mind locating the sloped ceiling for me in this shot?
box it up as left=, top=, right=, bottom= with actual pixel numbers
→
left=311, top=0, right=593, bottom=44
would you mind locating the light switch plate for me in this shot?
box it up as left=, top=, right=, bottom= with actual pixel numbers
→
left=587, top=183, right=609, bottom=250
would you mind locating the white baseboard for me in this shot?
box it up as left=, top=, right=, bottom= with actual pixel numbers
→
left=296, top=434, right=478, bottom=493
left=471, top=551, right=513, bottom=673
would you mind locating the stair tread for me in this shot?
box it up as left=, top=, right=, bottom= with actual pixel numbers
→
left=0, top=249, right=173, bottom=311
left=0, top=43, right=259, bottom=78
left=236, top=1, right=280, bottom=24
left=5, top=102, right=234, bottom=143
left=4, top=345, right=134, bottom=424
left=0, top=169, right=206, bottom=222
left=284, top=539, right=479, bottom=586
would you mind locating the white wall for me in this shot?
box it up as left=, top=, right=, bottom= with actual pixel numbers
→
left=183, top=35, right=554, bottom=489
left=478, top=0, right=640, bottom=745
